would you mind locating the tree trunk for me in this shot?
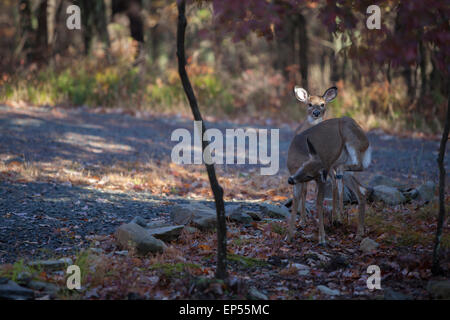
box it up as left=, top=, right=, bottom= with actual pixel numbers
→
left=418, top=39, right=428, bottom=105
left=329, top=34, right=339, bottom=83
left=274, top=11, right=295, bottom=80
left=47, top=0, right=57, bottom=50
left=127, top=4, right=144, bottom=43
left=36, top=0, right=48, bottom=59
left=95, top=0, right=111, bottom=49
left=176, top=0, right=227, bottom=280
left=432, top=79, right=449, bottom=275
left=148, top=1, right=160, bottom=63
left=402, top=67, right=414, bottom=100
left=395, top=3, right=414, bottom=100
left=18, top=0, right=32, bottom=58
left=80, top=0, right=93, bottom=55
left=298, top=13, right=308, bottom=90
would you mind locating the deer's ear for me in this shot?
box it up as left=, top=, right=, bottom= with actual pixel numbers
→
left=294, top=86, right=308, bottom=103
left=306, top=137, right=317, bottom=156
left=322, top=86, right=337, bottom=102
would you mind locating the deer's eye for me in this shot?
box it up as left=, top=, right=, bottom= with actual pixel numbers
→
left=321, top=103, right=324, bottom=107
left=308, top=103, right=312, bottom=107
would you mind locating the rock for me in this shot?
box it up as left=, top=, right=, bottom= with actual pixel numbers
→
left=298, top=270, right=310, bottom=276
left=0, top=280, right=34, bottom=300
left=229, top=211, right=253, bottom=224
left=131, top=216, right=148, bottom=228
left=28, top=258, right=73, bottom=272
left=289, top=263, right=310, bottom=276
left=184, top=226, right=199, bottom=234
left=146, top=221, right=172, bottom=229
left=89, top=248, right=104, bottom=255
left=416, top=181, right=436, bottom=202
left=171, top=202, right=216, bottom=230
left=384, top=288, right=412, bottom=300
left=360, top=237, right=379, bottom=254
left=369, top=175, right=406, bottom=189
left=282, top=199, right=314, bottom=216
left=226, top=204, right=260, bottom=222
left=323, top=255, right=349, bottom=272
left=427, top=280, right=450, bottom=299
left=259, top=203, right=290, bottom=219
left=372, top=185, right=406, bottom=205
left=248, top=287, right=268, bottom=300
left=317, top=285, right=340, bottom=296
left=114, top=250, right=129, bottom=256
left=27, top=281, right=59, bottom=297
left=245, top=211, right=263, bottom=221
left=324, top=179, right=357, bottom=204
left=305, top=251, right=330, bottom=262
left=147, top=225, right=184, bottom=242
left=192, top=215, right=217, bottom=230
left=115, top=222, right=166, bottom=255
left=402, top=188, right=419, bottom=201
left=227, top=206, right=253, bottom=224
left=16, top=272, right=32, bottom=286
left=290, top=263, right=310, bottom=271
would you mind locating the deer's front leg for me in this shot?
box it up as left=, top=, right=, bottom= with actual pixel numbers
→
left=330, top=171, right=338, bottom=224
left=316, top=181, right=326, bottom=245
left=299, top=183, right=307, bottom=226
left=287, top=184, right=301, bottom=241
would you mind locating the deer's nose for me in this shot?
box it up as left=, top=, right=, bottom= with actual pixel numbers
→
left=313, top=110, right=321, bottom=117
left=288, top=177, right=295, bottom=185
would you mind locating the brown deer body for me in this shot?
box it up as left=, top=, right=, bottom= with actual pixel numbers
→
left=287, top=117, right=371, bottom=244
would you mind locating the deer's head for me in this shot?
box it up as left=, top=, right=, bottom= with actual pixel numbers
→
left=294, top=86, right=338, bottom=122
left=288, top=138, right=328, bottom=185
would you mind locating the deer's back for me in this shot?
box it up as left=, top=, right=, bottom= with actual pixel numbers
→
left=287, top=118, right=344, bottom=174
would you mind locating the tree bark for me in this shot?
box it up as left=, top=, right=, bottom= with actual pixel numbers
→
left=418, top=39, right=428, bottom=105
left=329, top=34, right=339, bottom=83
left=95, top=0, right=111, bottom=49
left=273, top=4, right=295, bottom=80
left=36, top=0, right=48, bottom=59
left=432, top=79, right=449, bottom=275
left=176, top=0, right=227, bottom=280
left=80, top=0, right=93, bottom=55
left=298, top=13, right=308, bottom=90
left=18, top=0, right=32, bottom=58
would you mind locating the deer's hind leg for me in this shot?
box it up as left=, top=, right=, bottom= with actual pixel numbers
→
left=345, top=174, right=366, bottom=238
left=343, top=144, right=365, bottom=172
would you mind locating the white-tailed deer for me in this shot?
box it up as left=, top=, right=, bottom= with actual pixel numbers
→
left=286, top=117, right=371, bottom=245
left=291, top=86, right=337, bottom=224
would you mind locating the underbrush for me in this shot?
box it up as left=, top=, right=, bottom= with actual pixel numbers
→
left=0, top=47, right=446, bottom=134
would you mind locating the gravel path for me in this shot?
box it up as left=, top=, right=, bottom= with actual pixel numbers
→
left=0, top=105, right=448, bottom=263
